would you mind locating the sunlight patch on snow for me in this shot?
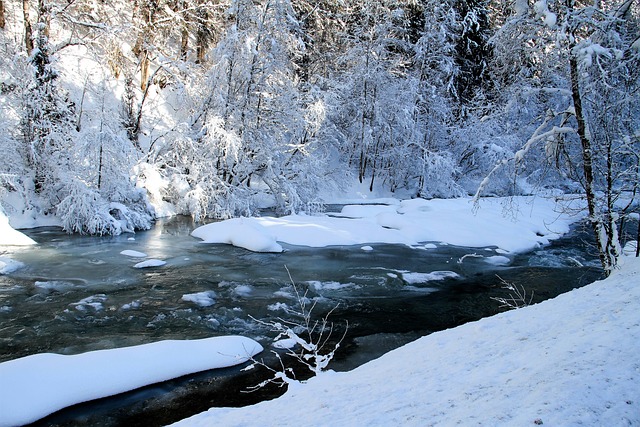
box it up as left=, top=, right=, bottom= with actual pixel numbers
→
left=0, top=211, right=37, bottom=246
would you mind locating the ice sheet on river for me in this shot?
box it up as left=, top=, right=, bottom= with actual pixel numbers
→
left=0, top=336, right=263, bottom=427
left=192, top=196, right=583, bottom=253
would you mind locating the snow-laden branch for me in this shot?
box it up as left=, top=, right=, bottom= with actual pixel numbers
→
left=473, top=112, right=574, bottom=204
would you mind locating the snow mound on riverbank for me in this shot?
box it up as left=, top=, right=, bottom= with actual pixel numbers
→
left=0, top=210, right=36, bottom=246
left=0, top=336, right=263, bottom=427
left=192, top=196, right=583, bottom=254
left=172, top=257, right=640, bottom=427
left=192, top=217, right=283, bottom=253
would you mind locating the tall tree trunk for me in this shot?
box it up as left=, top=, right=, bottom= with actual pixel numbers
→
left=569, top=49, right=614, bottom=273
left=23, top=0, right=33, bottom=52
left=0, top=1, right=6, bottom=29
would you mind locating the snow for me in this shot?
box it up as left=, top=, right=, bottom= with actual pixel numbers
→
left=400, top=271, right=459, bottom=284
left=172, top=257, right=640, bottom=427
left=193, top=196, right=581, bottom=254
left=485, top=255, right=511, bottom=265
left=120, top=249, right=148, bottom=258
left=0, top=336, right=263, bottom=427
left=191, top=217, right=283, bottom=253
left=133, top=259, right=167, bottom=268
left=0, top=257, right=25, bottom=275
left=0, top=210, right=37, bottom=246
left=182, top=291, right=217, bottom=307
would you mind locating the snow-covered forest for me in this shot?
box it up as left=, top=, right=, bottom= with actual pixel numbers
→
left=1, top=0, right=639, bottom=271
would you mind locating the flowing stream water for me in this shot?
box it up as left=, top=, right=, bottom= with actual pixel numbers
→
left=0, top=215, right=602, bottom=426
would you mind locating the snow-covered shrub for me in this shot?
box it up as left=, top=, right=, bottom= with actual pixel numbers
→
left=491, top=276, right=534, bottom=310
left=57, top=179, right=152, bottom=235
left=247, top=268, right=347, bottom=387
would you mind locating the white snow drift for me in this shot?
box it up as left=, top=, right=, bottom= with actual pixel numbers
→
left=0, top=210, right=36, bottom=246
left=0, top=336, right=263, bottom=427
left=192, top=196, right=582, bottom=254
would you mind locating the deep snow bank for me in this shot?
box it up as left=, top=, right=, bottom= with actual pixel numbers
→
left=0, top=336, right=263, bottom=427
left=0, top=210, right=36, bottom=246
left=192, top=196, right=583, bottom=253
left=172, top=257, right=640, bottom=427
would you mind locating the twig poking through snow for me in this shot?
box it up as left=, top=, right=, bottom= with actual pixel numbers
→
left=491, top=275, right=534, bottom=310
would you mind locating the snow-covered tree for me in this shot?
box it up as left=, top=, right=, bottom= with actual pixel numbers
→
left=481, top=0, right=640, bottom=273
left=152, top=0, right=327, bottom=220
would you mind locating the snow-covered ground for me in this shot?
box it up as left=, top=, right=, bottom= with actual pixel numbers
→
left=172, top=256, right=640, bottom=427
left=192, top=195, right=583, bottom=254
left=0, top=210, right=36, bottom=246
left=0, top=337, right=263, bottom=427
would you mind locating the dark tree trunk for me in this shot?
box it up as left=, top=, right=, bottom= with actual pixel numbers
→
left=569, top=47, right=613, bottom=273
left=23, top=0, right=33, bottom=52
left=0, top=1, right=6, bottom=29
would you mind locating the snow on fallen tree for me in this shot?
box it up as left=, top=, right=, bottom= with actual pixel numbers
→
left=0, top=336, right=263, bottom=427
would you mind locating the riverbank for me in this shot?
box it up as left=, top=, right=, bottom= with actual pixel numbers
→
left=173, top=256, right=640, bottom=426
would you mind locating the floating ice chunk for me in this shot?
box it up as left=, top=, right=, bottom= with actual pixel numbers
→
left=122, top=300, right=141, bottom=310
left=267, top=302, right=290, bottom=312
left=70, top=294, right=107, bottom=312
left=361, top=246, right=374, bottom=251
left=120, top=250, right=148, bottom=258
left=485, top=255, right=511, bottom=266
left=35, top=281, right=76, bottom=292
left=233, top=285, right=253, bottom=296
left=133, top=259, right=166, bottom=268
left=182, top=291, right=217, bottom=307
left=309, top=281, right=356, bottom=291
left=0, top=257, right=25, bottom=274
left=402, top=271, right=459, bottom=284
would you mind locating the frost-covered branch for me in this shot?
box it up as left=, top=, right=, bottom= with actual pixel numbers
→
left=491, top=276, right=534, bottom=310
left=245, top=266, right=347, bottom=388
left=473, top=110, right=574, bottom=205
